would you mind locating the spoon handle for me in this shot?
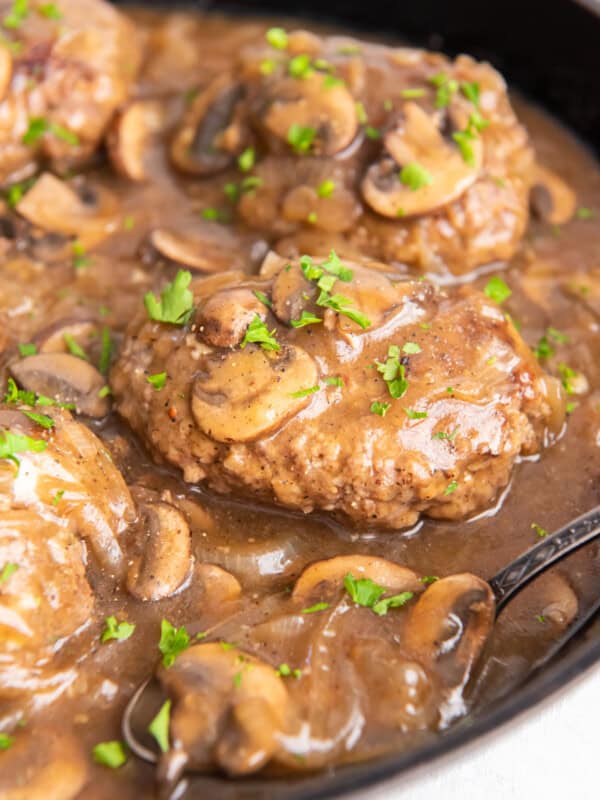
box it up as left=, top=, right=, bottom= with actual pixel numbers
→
left=489, top=505, right=600, bottom=614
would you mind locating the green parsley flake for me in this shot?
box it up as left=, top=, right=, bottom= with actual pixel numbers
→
left=18, top=342, right=36, bottom=356
left=92, top=740, right=127, bottom=769
left=146, top=372, right=167, bottom=390
left=547, top=326, right=569, bottom=344
left=317, top=179, right=335, bottom=198
left=452, top=129, right=477, bottom=167
left=484, top=276, right=512, bottom=304
left=98, top=385, right=111, bottom=399
left=0, top=732, right=15, bottom=750
left=399, top=162, right=433, bottom=191
left=371, top=401, right=391, bottom=417
left=306, top=211, right=318, bottom=224
left=144, top=270, right=194, bottom=326
left=383, top=98, right=394, bottom=110
left=63, top=333, right=88, bottom=360
left=253, top=290, right=272, bottom=308
left=290, top=310, right=322, bottom=328
left=224, top=182, right=240, bottom=202
left=241, top=314, right=280, bottom=351
left=201, top=207, right=220, bottom=221
left=404, top=408, right=428, bottom=419
left=402, top=342, right=421, bottom=354
left=51, top=489, right=64, bottom=506
left=531, top=522, right=548, bottom=538
left=72, top=240, right=90, bottom=269
left=355, top=100, right=368, bottom=124
left=6, top=176, right=36, bottom=208
left=566, top=401, right=578, bottom=415
left=22, top=117, right=79, bottom=147
left=265, top=27, right=288, bottom=50
left=536, top=615, right=546, bottom=624
left=365, top=126, right=381, bottom=140
left=301, top=601, right=330, bottom=614
left=533, top=335, right=554, bottom=361
left=432, top=427, right=459, bottom=441
left=289, top=385, right=320, bottom=399
left=317, top=292, right=371, bottom=329
left=276, top=663, right=302, bottom=679
left=38, top=3, right=62, bottom=20
left=444, top=480, right=459, bottom=496
left=101, top=616, right=135, bottom=643
left=237, top=147, right=255, bottom=172
left=375, top=345, right=408, bottom=399
left=576, top=207, right=594, bottom=220
left=99, top=326, right=112, bottom=374
left=0, top=429, right=47, bottom=468
left=344, top=573, right=414, bottom=616
left=21, top=410, right=53, bottom=429
left=3, top=0, right=28, bottom=29
left=288, top=53, right=313, bottom=79
left=158, top=619, right=190, bottom=668
left=401, top=87, right=426, bottom=99
left=558, top=362, right=581, bottom=395
left=260, top=58, right=275, bottom=75
left=241, top=176, right=262, bottom=193
left=0, top=562, right=18, bottom=584
left=148, top=700, right=171, bottom=753
left=428, top=72, right=459, bottom=108
left=421, top=575, right=439, bottom=585
left=287, top=124, right=316, bottom=154
left=324, top=376, right=343, bottom=387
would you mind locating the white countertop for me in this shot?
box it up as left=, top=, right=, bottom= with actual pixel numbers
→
left=352, top=662, right=598, bottom=800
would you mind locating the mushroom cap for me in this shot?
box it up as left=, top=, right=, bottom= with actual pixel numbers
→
left=170, top=74, right=245, bottom=176
left=262, top=74, right=358, bottom=157
left=362, top=102, right=483, bottom=218
left=196, top=288, right=267, bottom=348
left=150, top=227, right=245, bottom=273
left=292, top=555, right=423, bottom=603
left=191, top=344, right=318, bottom=443
left=530, top=163, right=576, bottom=225
left=107, top=99, right=168, bottom=182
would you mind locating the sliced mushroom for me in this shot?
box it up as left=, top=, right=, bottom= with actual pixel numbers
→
left=150, top=228, right=236, bottom=273
left=362, top=102, right=483, bottom=218
left=170, top=74, right=245, bottom=175
left=403, top=573, right=495, bottom=689
left=156, top=643, right=292, bottom=781
left=262, top=74, right=358, bottom=157
left=196, top=288, right=267, bottom=348
left=195, top=563, right=242, bottom=603
left=271, top=263, right=317, bottom=324
left=292, top=555, right=423, bottom=603
left=32, top=318, right=98, bottom=354
left=530, top=163, right=577, bottom=225
left=107, top=99, right=168, bottom=181
left=191, top=344, right=318, bottom=443
left=127, top=502, right=193, bottom=602
left=10, top=354, right=110, bottom=418
left=16, top=173, right=117, bottom=248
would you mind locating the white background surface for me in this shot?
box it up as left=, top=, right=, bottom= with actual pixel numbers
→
left=352, top=663, right=599, bottom=800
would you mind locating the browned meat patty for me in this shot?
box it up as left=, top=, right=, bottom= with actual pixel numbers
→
left=169, top=30, right=536, bottom=275
left=112, top=253, right=565, bottom=528
left=0, top=0, right=141, bottom=185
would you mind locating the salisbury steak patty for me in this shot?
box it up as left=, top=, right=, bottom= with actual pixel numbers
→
left=112, top=254, right=565, bottom=527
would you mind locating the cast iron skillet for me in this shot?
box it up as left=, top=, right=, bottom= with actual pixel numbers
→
left=115, top=1, right=600, bottom=797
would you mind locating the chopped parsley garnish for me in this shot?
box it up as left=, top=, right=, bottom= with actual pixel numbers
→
left=287, top=124, right=316, bottom=154
left=375, top=345, right=408, bottom=399
left=452, top=129, right=477, bottom=167
left=558, top=362, right=581, bottom=395
left=63, top=333, right=88, bottom=360
left=531, top=522, right=548, bottom=538
left=486, top=356, right=497, bottom=366
left=402, top=342, right=421, bottom=354
left=237, top=147, right=255, bottom=172
left=317, top=179, right=335, bottom=198
left=484, top=275, right=512, bottom=304
left=428, top=72, right=458, bottom=108
left=383, top=98, right=394, bottom=110
left=370, top=401, right=391, bottom=417
left=253, top=290, right=272, bottom=308
left=301, top=601, right=330, bottom=614
left=460, top=81, right=480, bottom=106
left=355, top=100, right=368, bottom=124
left=533, top=335, right=553, bottom=360
left=432, top=427, right=459, bottom=441
left=297, top=252, right=369, bottom=329
left=241, top=175, right=262, bottom=193
left=404, top=408, right=428, bottom=419
left=0, top=732, right=14, bottom=750
left=158, top=619, right=190, bottom=668
left=401, top=87, right=426, bottom=98
left=323, top=74, right=344, bottom=89
left=576, top=207, right=594, bottom=220
left=3, top=377, right=73, bottom=409
left=547, top=326, right=569, bottom=344
left=51, top=489, right=64, bottom=506
left=0, top=562, right=18, bottom=584
left=399, top=162, right=433, bottom=191
left=101, top=616, right=135, bottom=643
left=306, top=211, right=318, bottom=224
left=3, top=0, right=28, bottom=29
left=421, top=575, right=439, bottom=585
left=343, top=573, right=414, bottom=617
left=22, top=117, right=79, bottom=146
left=288, top=53, right=313, bottom=79
left=122, top=215, right=135, bottom=231
left=99, top=327, right=112, bottom=374
left=289, top=385, right=320, bottom=398
left=38, top=4, right=62, bottom=20
left=0, top=429, right=47, bottom=468
left=18, top=342, right=36, bottom=356
left=241, top=314, right=280, bottom=351
left=201, top=207, right=220, bottom=221
left=224, top=182, right=240, bottom=202
left=98, top=385, right=111, bottom=399
left=22, top=410, right=53, bottom=429
left=291, top=310, right=322, bottom=328
left=468, top=110, right=489, bottom=133
left=365, top=125, right=381, bottom=140
left=446, top=386, right=454, bottom=394
left=324, top=376, right=344, bottom=387
left=317, top=292, right=371, bottom=329
left=566, top=401, right=578, bottom=414
left=148, top=700, right=171, bottom=753
left=92, top=741, right=128, bottom=769
left=536, top=615, right=546, bottom=624
left=276, top=663, right=302, bottom=679
left=144, top=270, right=194, bottom=326
left=147, top=372, right=167, bottom=390
left=265, top=26, right=288, bottom=49
left=72, top=240, right=90, bottom=269
left=5, top=176, right=36, bottom=208
left=260, top=58, right=276, bottom=75
left=444, top=480, right=459, bottom=496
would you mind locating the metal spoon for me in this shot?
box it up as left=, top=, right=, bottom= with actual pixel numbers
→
left=122, top=504, right=600, bottom=764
